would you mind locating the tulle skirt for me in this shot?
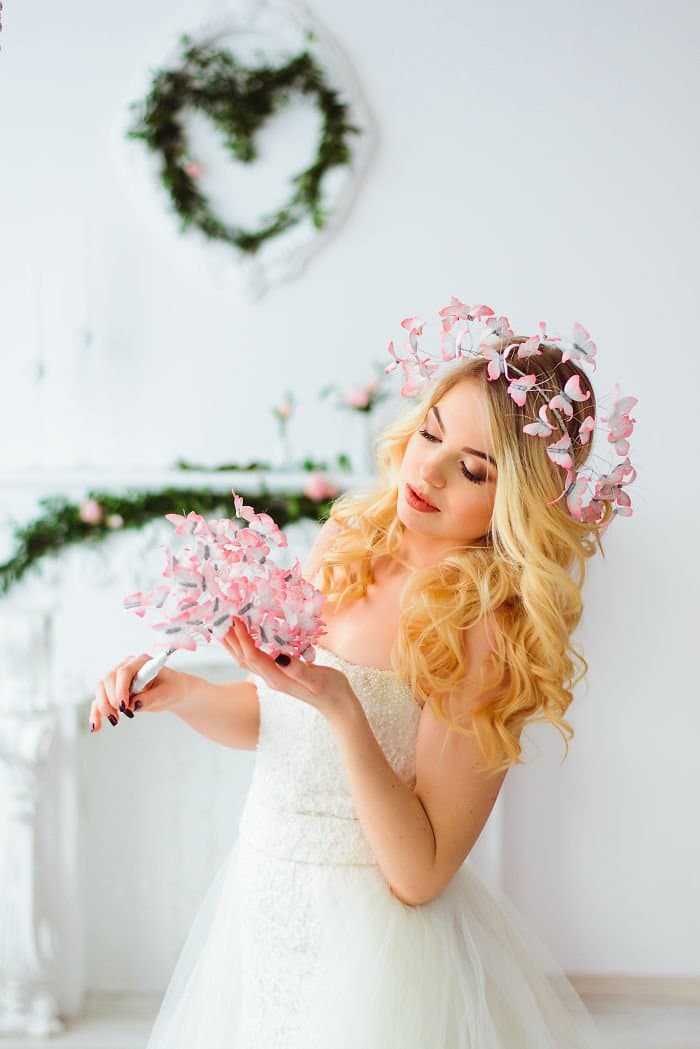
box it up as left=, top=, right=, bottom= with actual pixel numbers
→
left=144, top=829, right=605, bottom=1048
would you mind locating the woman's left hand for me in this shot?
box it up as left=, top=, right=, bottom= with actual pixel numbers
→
left=220, top=618, right=357, bottom=724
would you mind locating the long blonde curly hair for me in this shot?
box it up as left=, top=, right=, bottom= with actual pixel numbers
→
left=316, top=337, right=610, bottom=777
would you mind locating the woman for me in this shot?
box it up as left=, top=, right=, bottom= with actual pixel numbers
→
left=94, top=301, right=630, bottom=1046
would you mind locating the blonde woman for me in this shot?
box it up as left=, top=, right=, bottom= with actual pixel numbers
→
left=94, top=308, right=628, bottom=1046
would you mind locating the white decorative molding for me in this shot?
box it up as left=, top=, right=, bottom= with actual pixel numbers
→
left=0, top=611, right=63, bottom=1037
left=0, top=470, right=330, bottom=1035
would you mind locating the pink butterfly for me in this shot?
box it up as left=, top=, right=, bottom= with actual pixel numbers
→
left=399, top=358, right=438, bottom=396
left=547, top=470, right=603, bottom=523
left=439, top=326, right=465, bottom=361
left=548, top=374, right=591, bottom=418
left=482, top=344, right=510, bottom=381
left=385, top=339, right=402, bottom=376
left=400, top=316, right=425, bottom=336
left=516, top=335, right=543, bottom=359
left=452, top=324, right=483, bottom=360
left=535, top=320, right=562, bottom=344
left=603, top=392, right=637, bottom=456
left=165, top=510, right=209, bottom=537
left=594, top=459, right=637, bottom=517
left=578, top=415, right=596, bottom=445
left=523, top=404, right=557, bottom=438
left=437, top=299, right=494, bottom=333
left=560, top=322, right=597, bottom=371
left=507, top=373, right=538, bottom=406
left=482, top=314, right=515, bottom=342
left=546, top=434, right=574, bottom=471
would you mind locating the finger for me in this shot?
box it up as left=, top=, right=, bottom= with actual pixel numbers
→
left=115, top=665, right=137, bottom=717
left=232, top=623, right=298, bottom=690
left=221, top=628, right=244, bottom=665
left=124, top=653, right=159, bottom=703
left=96, top=681, right=119, bottom=726
left=89, top=698, right=101, bottom=733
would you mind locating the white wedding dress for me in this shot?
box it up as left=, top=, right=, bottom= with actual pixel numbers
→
left=144, top=645, right=606, bottom=1048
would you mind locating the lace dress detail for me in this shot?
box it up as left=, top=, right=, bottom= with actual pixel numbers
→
left=144, top=646, right=606, bottom=1049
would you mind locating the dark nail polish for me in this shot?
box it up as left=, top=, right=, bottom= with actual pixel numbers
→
left=119, top=701, right=125, bottom=712
left=108, top=714, right=118, bottom=726
left=134, top=700, right=142, bottom=710
left=275, top=653, right=291, bottom=666
left=90, top=722, right=95, bottom=733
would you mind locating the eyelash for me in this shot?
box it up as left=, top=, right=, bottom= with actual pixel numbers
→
left=417, top=429, right=486, bottom=485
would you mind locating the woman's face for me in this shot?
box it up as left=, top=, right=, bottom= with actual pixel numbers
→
left=397, top=379, right=497, bottom=548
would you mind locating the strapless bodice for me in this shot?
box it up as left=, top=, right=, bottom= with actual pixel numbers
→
left=238, top=645, right=422, bottom=865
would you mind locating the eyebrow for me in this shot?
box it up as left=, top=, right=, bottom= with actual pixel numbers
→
left=429, top=406, right=497, bottom=470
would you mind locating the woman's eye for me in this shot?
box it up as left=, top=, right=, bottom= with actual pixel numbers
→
left=462, top=466, right=486, bottom=485
left=417, top=429, right=486, bottom=485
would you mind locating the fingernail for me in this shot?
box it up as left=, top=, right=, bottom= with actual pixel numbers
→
left=275, top=653, right=291, bottom=666
left=90, top=721, right=95, bottom=733
left=108, top=714, right=118, bottom=726
left=119, top=701, right=135, bottom=719
left=134, top=700, right=142, bottom=710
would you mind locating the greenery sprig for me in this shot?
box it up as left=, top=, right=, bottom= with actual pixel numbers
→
left=174, top=453, right=351, bottom=472
left=126, top=32, right=362, bottom=255
left=0, top=485, right=338, bottom=598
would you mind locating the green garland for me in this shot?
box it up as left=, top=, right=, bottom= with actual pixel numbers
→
left=126, top=32, right=362, bottom=255
left=0, top=485, right=338, bottom=598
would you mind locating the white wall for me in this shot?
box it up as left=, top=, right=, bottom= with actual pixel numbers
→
left=1, top=0, right=698, bottom=980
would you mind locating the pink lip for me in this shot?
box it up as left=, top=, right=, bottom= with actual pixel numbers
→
left=405, top=483, right=439, bottom=511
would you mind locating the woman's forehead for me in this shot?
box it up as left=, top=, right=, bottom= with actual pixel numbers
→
left=433, top=380, right=492, bottom=450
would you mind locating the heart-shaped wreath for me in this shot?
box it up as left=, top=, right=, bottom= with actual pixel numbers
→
left=126, top=32, right=362, bottom=255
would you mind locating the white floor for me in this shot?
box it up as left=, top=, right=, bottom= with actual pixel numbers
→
left=1, top=991, right=699, bottom=1048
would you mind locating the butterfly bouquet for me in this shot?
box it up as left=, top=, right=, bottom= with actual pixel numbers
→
left=122, top=490, right=327, bottom=696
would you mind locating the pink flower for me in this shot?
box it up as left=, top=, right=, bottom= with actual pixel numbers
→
left=274, top=400, right=294, bottom=420
left=184, top=161, right=204, bottom=179
left=303, top=473, right=340, bottom=501
left=106, top=514, right=124, bottom=529
left=79, top=498, right=103, bottom=525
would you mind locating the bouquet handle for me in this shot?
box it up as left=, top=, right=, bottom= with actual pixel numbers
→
left=129, top=648, right=175, bottom=697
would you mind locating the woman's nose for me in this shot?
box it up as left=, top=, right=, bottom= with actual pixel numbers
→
left=419, top=456, right=445, bottom=488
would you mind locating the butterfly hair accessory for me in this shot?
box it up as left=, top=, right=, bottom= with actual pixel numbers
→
left=385, top=298, right=638, bottom=527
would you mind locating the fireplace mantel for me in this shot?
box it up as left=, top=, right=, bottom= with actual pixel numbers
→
left=0, top=468, right=355, bottom=1037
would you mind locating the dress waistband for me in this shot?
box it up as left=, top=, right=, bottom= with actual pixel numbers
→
left=238, top=796, right=378, bottom=866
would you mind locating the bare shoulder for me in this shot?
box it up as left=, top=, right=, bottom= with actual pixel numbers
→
left=301, top=516, right=343, bottom=582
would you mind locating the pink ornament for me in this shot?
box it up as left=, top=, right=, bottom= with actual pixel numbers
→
left=79, top=498, right=103, bottom=525
left=345, top=386, right=371, bottom=409
left=184, top=161, right=204, bottom=179
left=303, top=473, right=340, bottom=501
left=106, top=514, right=124, bottom=529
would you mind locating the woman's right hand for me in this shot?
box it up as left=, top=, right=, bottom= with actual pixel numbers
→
left=90, top=653, right=191, bottom=732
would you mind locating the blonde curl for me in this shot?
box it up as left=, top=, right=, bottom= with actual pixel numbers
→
left=316, top=339, right=610, bottom=777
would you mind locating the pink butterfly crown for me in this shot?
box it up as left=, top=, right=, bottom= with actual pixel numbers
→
left=385, top=298, right=638, bottom=526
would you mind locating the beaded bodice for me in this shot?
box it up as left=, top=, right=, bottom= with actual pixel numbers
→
left=238, top=646, right=422, bottom=866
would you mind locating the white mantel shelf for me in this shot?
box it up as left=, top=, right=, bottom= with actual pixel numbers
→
left=0, top=468, right=375, bottom=495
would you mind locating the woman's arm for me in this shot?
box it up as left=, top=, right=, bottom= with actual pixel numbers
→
left=327, top=614, right=509, bottom=907
left=174, top=518, right=337, bottom=750
left=170, top=674, right=260, bottom=751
